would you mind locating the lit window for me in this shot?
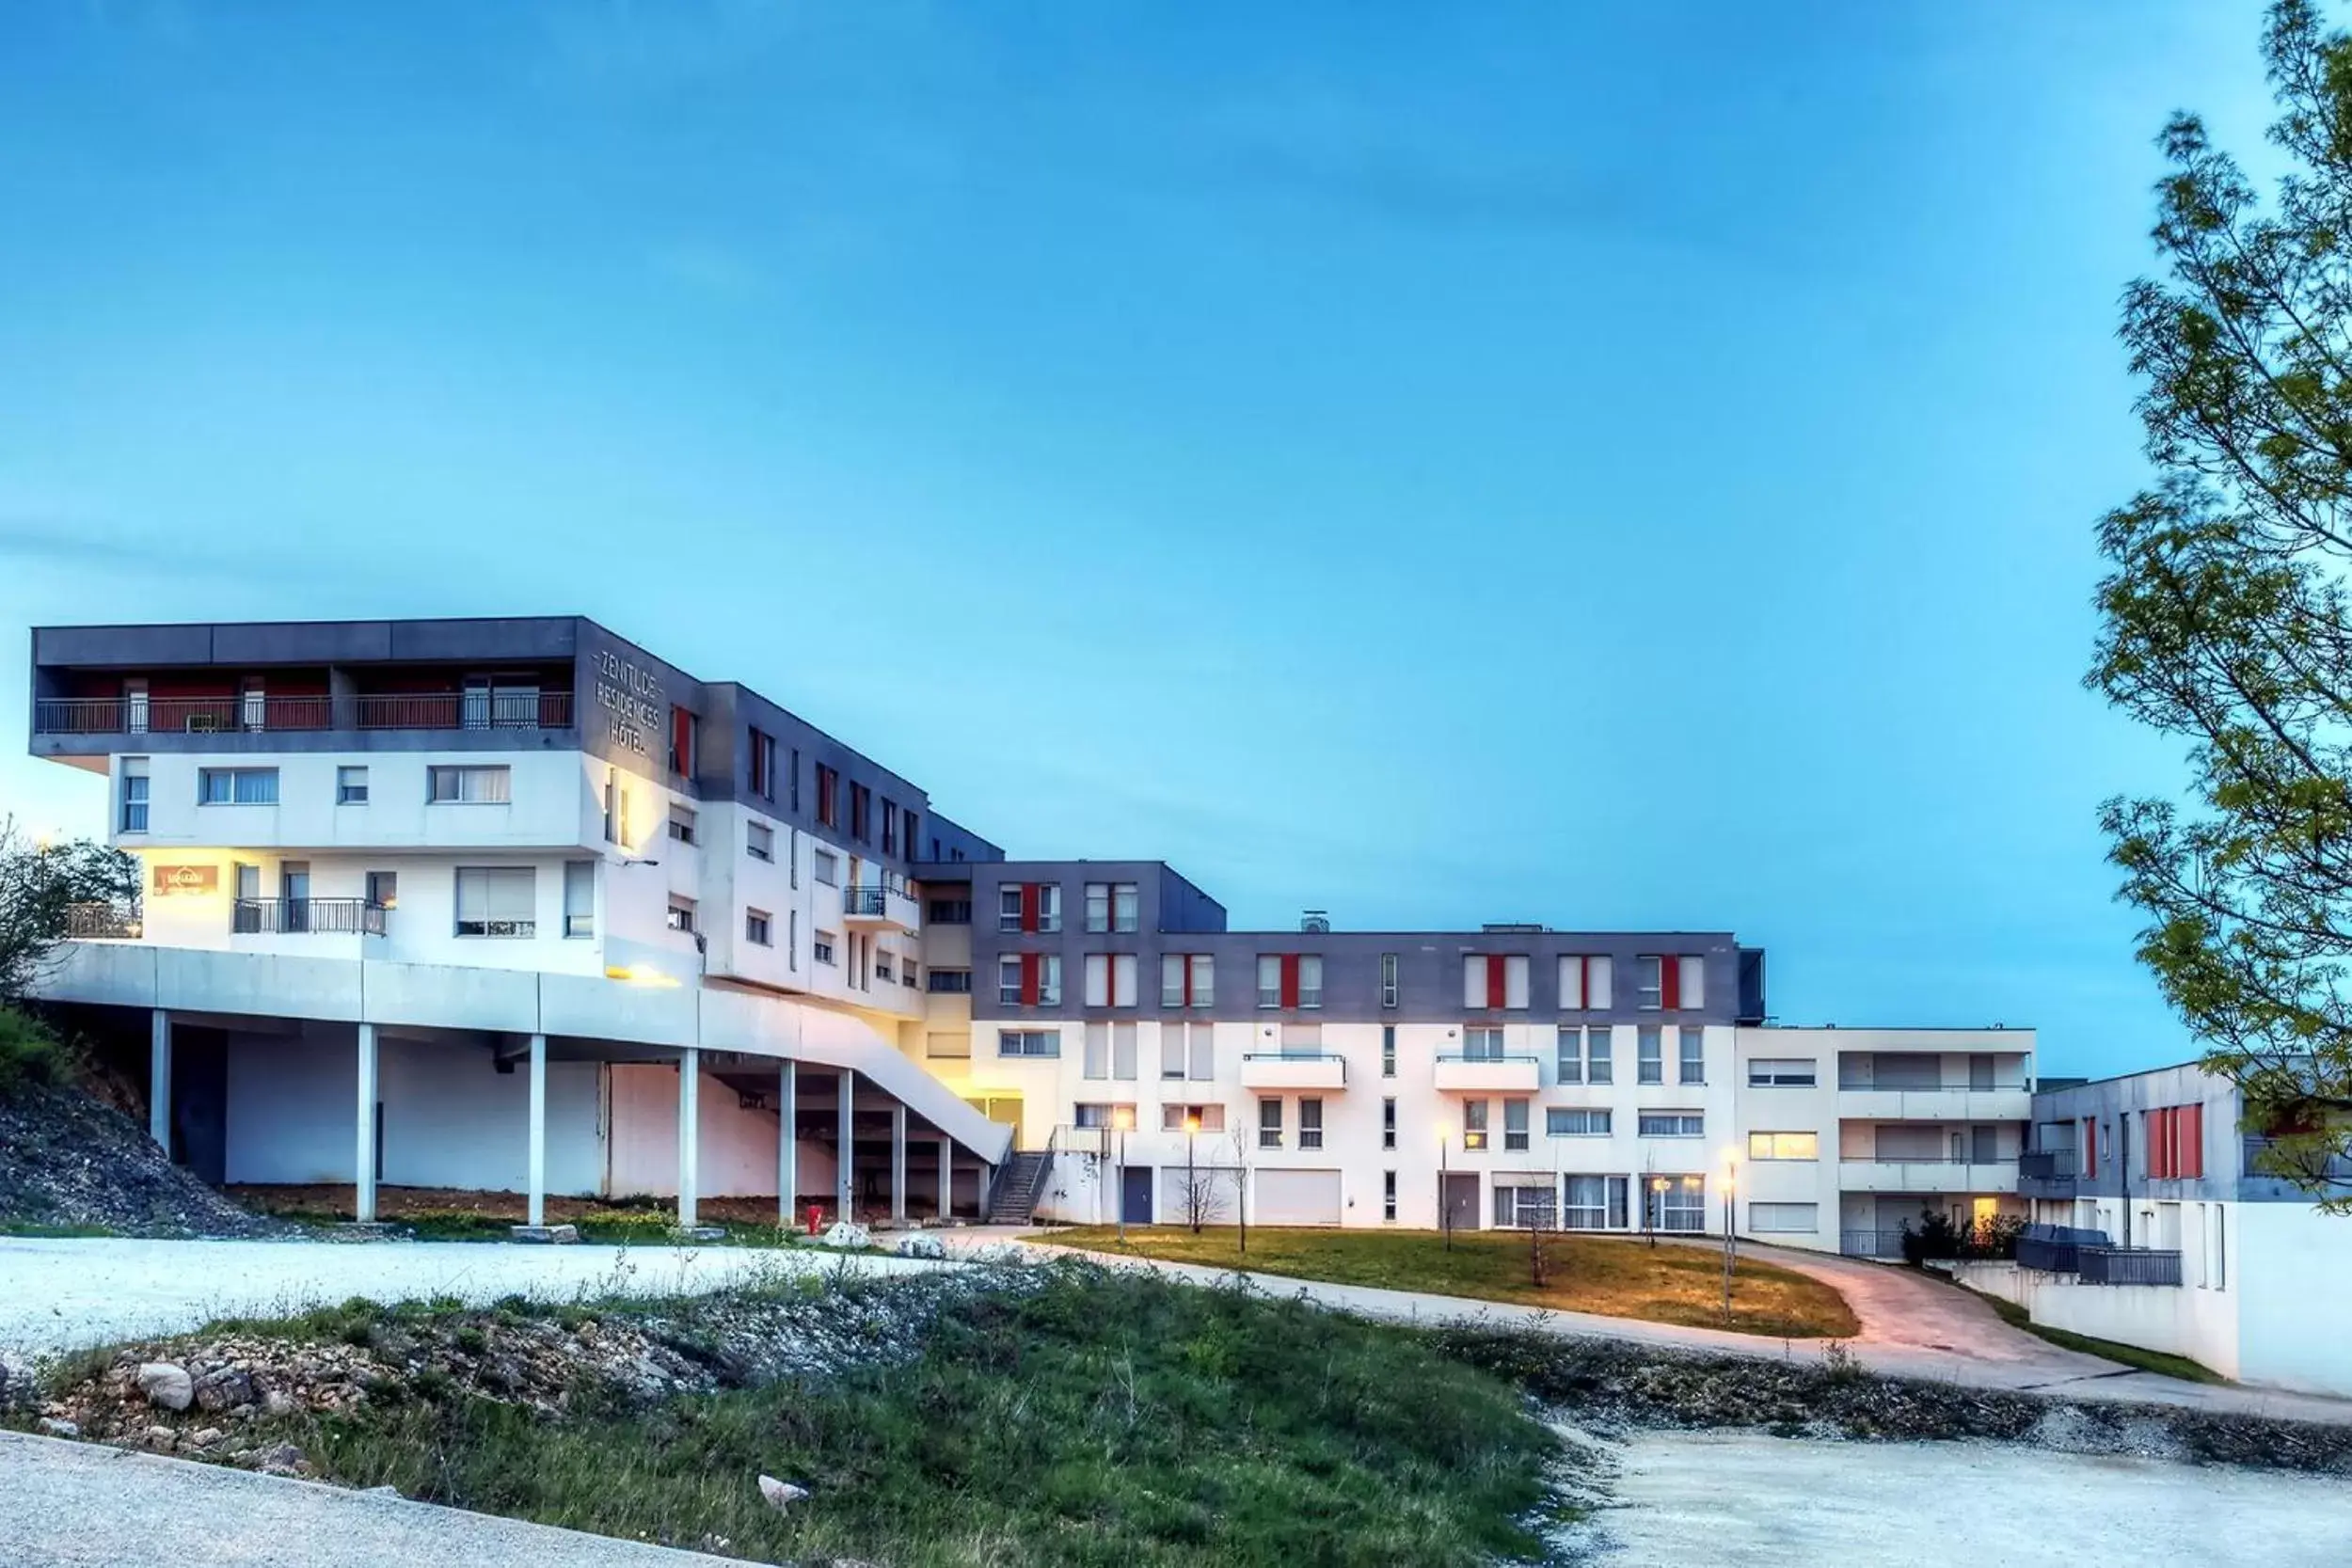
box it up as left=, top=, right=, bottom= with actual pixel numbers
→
left=1747, top=1132, right=1819, bottom=1162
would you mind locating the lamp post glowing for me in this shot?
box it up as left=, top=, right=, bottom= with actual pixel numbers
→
left=1720, top=1151, right=1740, bottom=1323
left=1112, top=1106, right=1136, bottom=1242
left=1184, top=1114, right=1201, bottom=1234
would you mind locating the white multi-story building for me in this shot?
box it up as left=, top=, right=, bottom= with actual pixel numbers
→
left=25, top=615, right=2034, bottom=1247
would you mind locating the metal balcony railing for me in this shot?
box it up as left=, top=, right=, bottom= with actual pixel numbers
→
left=231, top=898, right=388, bottom=936
left=1836, top=1075, right=2030, bottom=1092
left=2078, top=1246, right=2184, bottom=1287
left=33, top=690, right=574, bottom=736
left=63, top=901, right=141, bottom=940
left=1435, top=1052, right=1541, bottom=1064
left=2016, top=1149, right=2077, bottom=1180
left=843, top=885, right=892, bottom=917
left=2015, top=1232, right=2082, bottom=1274
left=1845, top=1153, right=2017, bottom=1165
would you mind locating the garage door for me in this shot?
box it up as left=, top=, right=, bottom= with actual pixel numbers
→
left=1254, top=1168, right=1343, bottom=1227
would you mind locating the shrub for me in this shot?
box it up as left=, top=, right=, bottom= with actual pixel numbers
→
left=0, top=1007, right=69, bottom=1099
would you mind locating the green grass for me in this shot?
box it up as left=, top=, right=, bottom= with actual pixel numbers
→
left=267, top=1270, right=1564, bottom=1567
left=0, top=1007, right=70, bottom=1099
left=0, top=1220, right=122, bottom=1238
left=1961, top=1284, right=2227, bottom=1384
left=230, top=1187, right=808, bottom=1247
left=1047, top=1226, right=1860, bottom=1339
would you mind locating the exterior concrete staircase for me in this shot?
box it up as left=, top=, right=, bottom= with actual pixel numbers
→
left=985, top=1150, right=1053, bottom=1225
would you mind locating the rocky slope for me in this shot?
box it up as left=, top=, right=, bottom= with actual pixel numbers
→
left=0, top=1082, right=290, bottom=1239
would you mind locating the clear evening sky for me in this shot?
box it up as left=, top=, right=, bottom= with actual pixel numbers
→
left=0, top=3, right=2290, bottom=1075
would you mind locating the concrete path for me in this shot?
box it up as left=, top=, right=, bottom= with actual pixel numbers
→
left=0, top=1430, right=735, bottom=1567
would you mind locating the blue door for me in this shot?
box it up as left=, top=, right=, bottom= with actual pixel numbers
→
left=1121, top=1165, right=1153, bottom=1225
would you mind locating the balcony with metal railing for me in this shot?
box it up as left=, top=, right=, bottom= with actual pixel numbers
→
left=841, top=879, right=919, bottom=932
left=231, top=898, right=389, bottom=938
left=1240, top=1052, right=1349, bottom=1091
left=1836, top=1155, right=2019, bottom=1195
left=2017, top=1148, right=2080, bottom=1197
left=32, top=689, right=575, bottom=737
left=1433, top=1052, right=1542, bottom=1093
left=2078, top=1245, right=2184, bottom=1287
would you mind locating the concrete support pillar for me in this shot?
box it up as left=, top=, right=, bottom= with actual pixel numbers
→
left=938, top=1135, right=954, bottom=1222
left=778, top=1058, right=798, bottom=1229
left=148, top=1009, right=172, bottom=1158
left=677, top=1047, right=701, bottom=1230
left=890, top=1103, right=909, bottom=1226
left=836, top=1071, right=855, bottom=1220
left=354, top=1022, right=379, bottom=1224
left=526, top=1033, right=548, bottom=1228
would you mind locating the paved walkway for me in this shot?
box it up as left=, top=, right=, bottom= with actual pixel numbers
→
left=0, top=1431, right=736, bottom=1567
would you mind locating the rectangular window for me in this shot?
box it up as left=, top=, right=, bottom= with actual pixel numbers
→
left=1160, top=953, right=1214, bottom=1007
left=1381, top=1024, right=1397, bottom=1078
left=666, top=895, right=697, bottom=934
left=882, top=799, right=898, bottom=856
left=119, top=758, right=150, bottom=832
left=1083, top=881, right=1136, bottom=933
left=1259, top=1097, right=1284, bottom=1149
left=1084, top=1022, right=1110, bottom=1080
left=562, top=861, right=593, bottom=937
left=1634, top=953, right=1704, bottom=1010
left=1462, top=954, right=1531, bottom=1009
left=1300, top=1097, right=1324, bottom=1150
left=1746, top=1132, right=1819, bottom=1161
left=927, top=897, right=972, bottom=925
left=813, top=849, right=838, bottom=886
left=668, top=708, right=696, bottom=775
left=1298, top=954, right=1323, bottom=1008
left=815, top=764, right=839, bottom=828
left=1463, top=1098, right=1489, bottom=1151
left=998, top=1029, right=1060, bottom=1058
left=1657, top=1175, right=1706, bottom=1232
left=1635, top=955, right=1664, bottom=1010
left=1563, top=1175, right=1619, bottom=1231
left=668, top=804, right=698, bottom=845
left=1548, top=1108, right=1612, bottom=1136
left=1463, top=1024, right=1507, bottom=1061
left=1383, top=1170, right=1397, bottom=1222
left=1586, top=1026, right=1613, bottom=1085
left=1556, top=1024, right=1581, bottom=1084
left=1558, top=954, right=1613, bottom=1009
left=747, top=820, right=774, bottom=862
left=928, top=967, right=973, bottom=994
left=1638, top=1111, right=1705, bottom=1138
left=788, top=910, right=799, bottom=968
left=1084, top=954, right=1138, bottom=1007
left=1380, top=952, right=1399, bottom=1008
left=1503, top=1098, right=1530, bottom=1151
left=1637, top=1025, right=1663, bottom=1084
left=365, top=870, right=398, bottom=911
left=1382, top=1097, right=1397, bottom=1150
left=999, top=882, right=1061, bottom=933
left=849, top=783, right=870, bottom=843
left=427, top=765, right=510, bottom=804
left=1160, top=1022, right=1216, bottom=1081
left=454, top=866, right=535, bottom=937
left=1492, top=1182, right=1557, bottom=1230
left=996, top=954, right=1062, bottom=1006
left=1677, top=1026, right=1706, bottom=1085
left=745, top=909, right=772, bottom=946
left=749, top=728, right=777, bottom=800
left=1746, top=1057, right=1817, bottom=1087
left=814, top=930, right=837, bottom=966
left=336, top=765, right=369, bottom=805
left=1162, top=1103, right=1225, bottom=1132
left=1748, top=1202, right=1820, bottom=1235
left=198, top=767, right=279, bottom=805
left=1255, top=953, right=1321, bottom=1008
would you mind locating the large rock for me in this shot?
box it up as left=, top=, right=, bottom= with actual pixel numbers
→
left=195, top=1370, right=257, bottom=1413
left=756, top=1475, right=809, bottom=1510
left=135, top=1363, right=194, bottom=1412
left=892, top=1233, right=946, bottom=1260
left=821, top=1221, right=871, bottom=1250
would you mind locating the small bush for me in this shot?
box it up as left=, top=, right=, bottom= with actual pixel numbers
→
left=0, top=1008, right=69, bottom=1098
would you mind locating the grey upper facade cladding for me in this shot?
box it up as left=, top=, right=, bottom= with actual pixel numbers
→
left=2029, top=1062, right=2346, bottom=1206
left=946, top=859, right=1763, bottom=1026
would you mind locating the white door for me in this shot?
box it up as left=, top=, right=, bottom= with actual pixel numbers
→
left=1254, top=1167, right=1343, bottom=1227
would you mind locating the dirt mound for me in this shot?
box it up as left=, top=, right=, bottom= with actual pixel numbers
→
left=0, top=1083, right=290, bottom=1239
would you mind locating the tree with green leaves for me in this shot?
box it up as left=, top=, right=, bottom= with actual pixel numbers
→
left=0, top=817, right=140, bottom=1006
left=2091, top=0, right=2352, bottom=1205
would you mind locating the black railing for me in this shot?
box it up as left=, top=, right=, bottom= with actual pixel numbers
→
left=2015, top=1232, right=2081, bottom=1273
left=64, top=901, right=141, bottom=939
left=231, top=898, right=387, bottom=936
left=1837, top=1076, right=2030, bottom=1092
left=33, top=691, right=574, bottom=736
left=2079, top=1246, right=2184, bottom=1287
left=2240, top=1134, right=2352, bottom=1187
left=2017, top=1149, right=2076, bottom=1180
left=843, top=885, right=894, bottom=917
left=1242, top=1052, right=1347, bottom=1083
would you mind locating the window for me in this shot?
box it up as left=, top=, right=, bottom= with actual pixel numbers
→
left=2149, top=1103, right=2206, bottom=1180
left=669, top=804, right=698, bottom=846
left=336, top=766, right=369, bottom=805
left=1463, top=1025, right=1507, bottom=1061
left=1503, top=1099, right=1530, bottom=1151
left=1084, top=953, right=1139, bottom=1007
left=668, top=707, right=696, bottom=775
left=1161, top=954, right=1215, bottom=1007
left=1747, top=1132, right=1819, bottom=1161
left=996, top=954, right=1062, bottom=1006
left=816, top=764, right=839, bottom=828
left=1746, top=1057, right=1817, bottom=1087
left=746, top=821, right=774, bottom=862
left=929, top=967, right=972, bottom=994
left=875, top=950, right=896, bottom=982
left=563, top=861, right=593, bottom=937
left=1492, top=1183, right=1557, bottom=1229
left=1462, top=954, right=1530, bottom=1009
left=814, top=930, right=837, bottom=966
left=999, top=1028, right=1060, bottom=1058
left=1636, top=956, right=1664, bottom=1010
left=365, top=870, right=398, bottom=911
left=1382, top=1097, right=1397, bottom=1150
left=428, top=765, right=510, bottom=804
left=850, top=782, right=871, bottom=843
left=1656, top=1175, right=1706, bottom=1232
left=1639, top=1111, right=1706, bottom=1138
left=882, top=799, right=898, bottom=856
left=1548, top=1108, right=1612, bottom=1136
left=454, top=866, right=535, bottom=937
left=1677, top=1026, right=1706, bottom=1085
left=1381, top=1024, right=1396, bottom=1078
left=1555, top=1025, right=1581, bottom=1084
left=1558, top=954, right=1613, bottom=1009
left=1300, top=1097, right=1324, bottom=1150
left=789, top=747, right=801, bottom=812
left=1462, top=1099, right=1489, bottom=1151
left=603, top=767, right=619, bottom=844
left=744, top=909, right=772, bottom=946
left=667, top=896, right=697, bottom=934
left=999, top=882, right=1061, bottom=933
left=1255, top=954, right=1322, bottom=1008
left=1635, top=954, right=1706, bottom=1010
left=1164, top=1022, right=1216, bottom=1081
left=1586, top=1026, right=1613, bottom=1085
left=1564, top=1175, right=1629, bottom=1231
left=1380, top=952, right=1400, bottom=1008
left=904, top=812, right=918, bottom=862
left=198, top=767, right=278, bottom=805
left=813, top=849, right=838, bottom=886
left=927, top=897, right=972, bottom=925
left=788, top=910, right=799, bottom=968
left=1749, top=1202, right=1819, bottom=1235
left=1383, top=1170, right=1397, bottom=1222
left=749, top=728, right=777, bottom=801
left=1162, top=1103, right=1225, bottom=1132
left=1637, top=1026, right=1663, bottom=1084
left=119, top=759, right=149, bottom=832
left=1259, top=1097, right=1284, bottom=1148
left=1084, top=881, right=1139, bottom=932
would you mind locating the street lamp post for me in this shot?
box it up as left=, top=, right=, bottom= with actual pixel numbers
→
left=1721, top=1154, right=1739, bottom=1323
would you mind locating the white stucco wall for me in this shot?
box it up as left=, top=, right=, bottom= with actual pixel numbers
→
left=2234, top=1202, right=2352, bottom=1396
left=604, top=1062, right=839, bottom=1200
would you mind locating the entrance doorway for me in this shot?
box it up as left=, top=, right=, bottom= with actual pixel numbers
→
left=1121, top=1165, right=1153, bottom=1226
left=1441, top=1172, right=1480, bottom=1232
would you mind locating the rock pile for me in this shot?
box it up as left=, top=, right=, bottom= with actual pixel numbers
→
left=0, top=1082, right=291, bottom=1239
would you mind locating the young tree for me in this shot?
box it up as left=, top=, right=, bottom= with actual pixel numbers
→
left=2091, top=1, right=2352, bottom=1205
left=0, top=819, right=140, bottom=1006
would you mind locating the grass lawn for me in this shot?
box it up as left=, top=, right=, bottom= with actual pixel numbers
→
left=1959, top=1283, right=2226, bottom=1384
left=229, top=1184, right=807, bottom=1246
left=258, top=1270, right=1565, bottom=1567
left=1045, top=1226, right=1859, bottom=1338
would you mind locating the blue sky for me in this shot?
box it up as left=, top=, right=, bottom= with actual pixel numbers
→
left=0, top=2, right=2290, bottom=1074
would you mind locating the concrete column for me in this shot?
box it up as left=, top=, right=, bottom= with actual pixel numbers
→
left=148, top=1009, right=172, bottom=1157
left=677, top=1047, right=701, bottom=1230
left=890, top=1103, right=909, bottom=1226
left=354, top=1022, right=378, bottom=1224
left=938, top=1135, right=954, bottom=1222
left=836, top=1070, right=855, bottom=1220
left=526, top=1033, right=548, bottom=1228
left=778, top=1059, right=798, bottom=1229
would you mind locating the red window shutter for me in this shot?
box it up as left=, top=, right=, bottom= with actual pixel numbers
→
left=1661, top=957, right=1680, bottom=1012
left=1280, top=955, right=1300, bottom=1010
left=2155, top=1110, right=2169, bottom=1179
left=670, top=707, right=691, bottom=772
left=1020, top=953, right=1041, bottom=1006
left=1486, top=956, right=1505, bottom=1009
left=1019, top=883, right=1040, bottom=933
left=2186, top=1103, right=2203, bottom=1179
